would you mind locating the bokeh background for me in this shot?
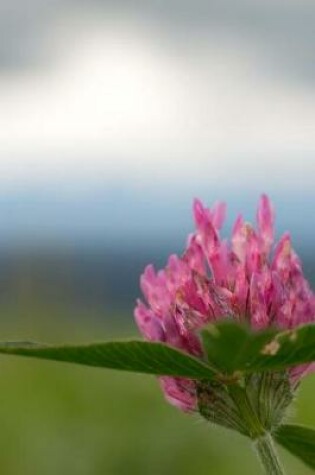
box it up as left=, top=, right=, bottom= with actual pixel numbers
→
left=0, top=0, right=314, bottom=473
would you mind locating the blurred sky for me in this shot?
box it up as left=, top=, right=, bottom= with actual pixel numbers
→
left=0, top=0, right=314, bottom=249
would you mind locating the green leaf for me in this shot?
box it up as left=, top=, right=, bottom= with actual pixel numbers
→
left=200, top=321, right=275, bottom=373
left=201, top=321, right=315, bottom=375
left=274, top=424, right=315, bottom=469
left=2, top=321, right=315, bottom=380
left=0, top=340, right=215, bottom=379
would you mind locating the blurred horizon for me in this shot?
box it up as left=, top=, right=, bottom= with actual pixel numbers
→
left=0, top=188, right=313, bottom=319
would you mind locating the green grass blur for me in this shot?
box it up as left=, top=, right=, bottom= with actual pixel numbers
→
left=0, top=302, right=314, bottom=475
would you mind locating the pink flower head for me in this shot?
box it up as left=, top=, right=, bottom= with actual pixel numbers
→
left=134, top=195, right=315, bottom=411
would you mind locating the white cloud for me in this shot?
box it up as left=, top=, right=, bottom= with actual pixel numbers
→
left=0, top=17, right=314, bottom=191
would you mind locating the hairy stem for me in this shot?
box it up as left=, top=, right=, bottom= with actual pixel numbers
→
left=254, top=433, right=286, bottom=475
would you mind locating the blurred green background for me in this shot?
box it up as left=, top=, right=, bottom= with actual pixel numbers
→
left=0, top=301, right=314, bottom=475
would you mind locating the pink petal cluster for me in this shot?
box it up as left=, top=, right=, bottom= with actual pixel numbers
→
left=134, top=195, right=315, bottom=411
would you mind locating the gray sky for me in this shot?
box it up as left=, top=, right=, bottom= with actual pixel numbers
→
left=1, top=0, right=315, bottom=80
left=0, top=0, right=314, bottom=195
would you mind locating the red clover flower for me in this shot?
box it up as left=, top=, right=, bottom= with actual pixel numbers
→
left=135, top=195, right=315, bottom=412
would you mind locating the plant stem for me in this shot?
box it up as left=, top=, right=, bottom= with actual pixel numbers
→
left=254, top=433, right=286, bottom=475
